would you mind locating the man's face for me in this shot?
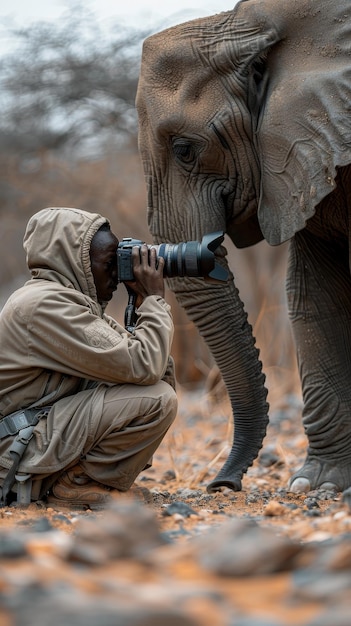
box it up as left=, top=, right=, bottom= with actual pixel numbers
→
left=90, top=228, right=119, bottom=303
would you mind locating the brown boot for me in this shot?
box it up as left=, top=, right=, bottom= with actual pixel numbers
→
left=47, top=465, right=114, bottom=510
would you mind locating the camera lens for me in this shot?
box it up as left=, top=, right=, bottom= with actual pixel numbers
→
left=155, top=234, right=227, bottom=281
left=156, top=242, right=200, bottom=277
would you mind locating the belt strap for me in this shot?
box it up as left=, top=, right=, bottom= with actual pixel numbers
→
left=0, top=406, right=51, bottom=507
left=0, top=408, right=45, bottom=439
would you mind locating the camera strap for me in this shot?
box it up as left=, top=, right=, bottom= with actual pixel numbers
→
left=124, top=286, right=138, bottom=333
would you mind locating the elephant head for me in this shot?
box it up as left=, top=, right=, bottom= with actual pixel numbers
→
left=135, top=0, right=351, bottom=491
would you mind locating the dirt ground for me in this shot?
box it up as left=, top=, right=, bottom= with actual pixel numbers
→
left=1, top=382, right=347, bottom=539
left=127, top=383, right=348, bottom=544
left=1, top=383, right=351, bottom=626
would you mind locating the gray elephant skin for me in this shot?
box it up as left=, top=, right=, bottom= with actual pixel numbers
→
left=136, top=0, right=351, bottom=494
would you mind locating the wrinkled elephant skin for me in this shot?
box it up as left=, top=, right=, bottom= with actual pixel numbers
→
left=136, top=0, right=351, bottom=493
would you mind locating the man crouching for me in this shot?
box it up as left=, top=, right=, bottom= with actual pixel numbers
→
left=0, top=207, right=177, bottom=508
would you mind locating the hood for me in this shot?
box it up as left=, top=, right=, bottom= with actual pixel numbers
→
left=23, top=207, right=109, bottom=302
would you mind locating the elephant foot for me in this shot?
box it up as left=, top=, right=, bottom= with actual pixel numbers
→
left=206, top=474, right=242, bottom=493
left=207, top=478, right=242, bottom=493
left=288, top=455, right=351, bottom=493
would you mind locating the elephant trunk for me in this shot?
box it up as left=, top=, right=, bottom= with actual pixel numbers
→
left=172, top=275, right=269, bottom=492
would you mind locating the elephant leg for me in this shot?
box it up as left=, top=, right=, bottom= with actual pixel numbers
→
left=287, top=227, right=351, bottom=492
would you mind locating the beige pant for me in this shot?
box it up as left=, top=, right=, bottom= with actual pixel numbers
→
left=79, top=381, right=177, bottom=490
left=1, top=381, right=177, bottom=498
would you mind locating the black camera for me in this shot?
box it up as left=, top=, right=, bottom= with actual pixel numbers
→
left=117, top=231, right=228, bottom=283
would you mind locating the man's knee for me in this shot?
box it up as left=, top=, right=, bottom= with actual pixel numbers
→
left=98, top=380, right=177, bottom=436
left=157, top=380, right=178, bottom=429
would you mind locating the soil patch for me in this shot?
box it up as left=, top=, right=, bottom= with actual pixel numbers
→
left=1, top=389, right=350, bottom=626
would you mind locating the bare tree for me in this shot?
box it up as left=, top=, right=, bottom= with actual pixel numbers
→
left=0, top=4, right=150, bottom=156
left=0, top=6, right=152, bottom=289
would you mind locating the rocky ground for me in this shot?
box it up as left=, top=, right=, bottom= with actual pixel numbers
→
left=1, top=385, right=351, bottom=625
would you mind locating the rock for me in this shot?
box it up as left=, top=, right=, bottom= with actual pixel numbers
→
left=292, top=569, right=351, bottom=601
left=30, top=516, right=54, bottom=532
left=1, top=589, right=199, bottom=626
left=175, top=488, right=203, bottom=499
left=258, top=448, right=281, bottom=468
left=302, top=538, right=351, bottom=571
left=162, top=469, right=176, bottom=481
left=264, top=501, right=287, bottom=517
left=162, top=502, right=198, bottom=518
left=304, top=497, right=320, bottom=510
left=196, top=518, right=301, bottom=576
left=69, top=498, right=167, bottom=564
left=0, top=532, right=27, bottom=558
left=52, top=514, right=72, bottom=526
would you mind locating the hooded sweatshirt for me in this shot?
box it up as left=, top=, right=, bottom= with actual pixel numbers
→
left=0, top=207, right=174, bottom=418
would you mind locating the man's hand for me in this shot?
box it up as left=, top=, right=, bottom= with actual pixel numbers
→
left=125, top=245, right=165, bottom=308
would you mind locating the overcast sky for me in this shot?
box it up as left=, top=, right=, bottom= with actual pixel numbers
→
left=0, top=0, right=236, bottom=57
left=0, top=0, right=235, bottom=29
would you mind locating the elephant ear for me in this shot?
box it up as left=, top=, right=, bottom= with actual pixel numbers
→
left=242, top=0, right=351, bottom=245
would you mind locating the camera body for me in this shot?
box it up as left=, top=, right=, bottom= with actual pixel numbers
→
left=117, top=238, right=144, bottom=282
left=117, top=232, right=228, bottom=284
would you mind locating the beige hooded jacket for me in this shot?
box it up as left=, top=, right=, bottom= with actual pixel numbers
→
left=0, top=207, right=174, bottom=477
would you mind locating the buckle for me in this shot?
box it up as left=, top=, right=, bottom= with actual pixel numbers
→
left=0, top=407, right=45, bottom=440
left=9, top=426, right=35, bottom=458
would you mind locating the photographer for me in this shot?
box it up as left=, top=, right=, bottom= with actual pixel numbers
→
left=0, top=207, right=177, bottom=508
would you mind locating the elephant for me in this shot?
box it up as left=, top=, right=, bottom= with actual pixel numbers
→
left=135, top=0, right=351, bottom=494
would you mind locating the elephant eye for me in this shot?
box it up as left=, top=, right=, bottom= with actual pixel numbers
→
left=172, top=138, right=196, bottom=165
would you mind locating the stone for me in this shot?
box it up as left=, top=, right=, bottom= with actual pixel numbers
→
left=162, top=501, right=198, bottom=518
left=196, top=518, right=301, bottom=576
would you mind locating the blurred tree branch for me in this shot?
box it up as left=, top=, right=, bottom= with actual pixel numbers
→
left=0, top=5, right=152, bottom=288
left=0, top=4, right=150, bottom=156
